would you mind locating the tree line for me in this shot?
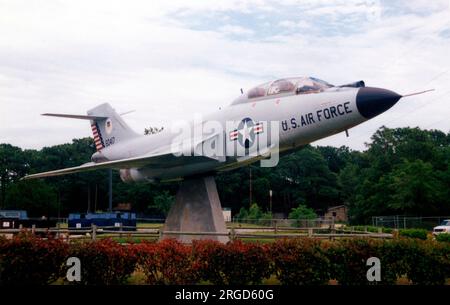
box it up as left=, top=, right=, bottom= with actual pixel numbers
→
left=0, top=126, right=448, bottom=223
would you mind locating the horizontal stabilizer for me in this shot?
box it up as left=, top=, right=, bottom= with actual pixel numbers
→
left=42, top=113, right=108, bottom=120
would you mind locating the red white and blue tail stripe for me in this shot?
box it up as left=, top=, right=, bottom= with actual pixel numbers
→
left=91, top=122, right=105, bottom=151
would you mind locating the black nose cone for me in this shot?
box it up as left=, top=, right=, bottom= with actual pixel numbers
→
left=356, top=87, right=402, bottom=119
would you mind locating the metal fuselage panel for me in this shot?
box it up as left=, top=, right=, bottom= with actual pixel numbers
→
left=98, top=88, right=366, bottom=180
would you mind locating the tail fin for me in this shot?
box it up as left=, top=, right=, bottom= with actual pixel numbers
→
left=87, top=103, right=139, bottom=151
left=42, top=103, right=139, bottom=151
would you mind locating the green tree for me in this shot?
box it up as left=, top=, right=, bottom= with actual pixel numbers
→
left=347, top=127, right=450, bottom=223
left=384, top=160, right=446, bottom=214
left=235, top=207, right=248, bottom=221
left=149, top=191, right=174, bottom=216
left=247, top=203, right=263, bottom=220
left=4, top=180, right=57, bottom=217
left=1, top=125, right=448, bottom=224
left=288, top=204, right=317, bottom=219
left=235, top=203, right=272, bottom=223
left=0, top=144, right=28, bottom=208
left=317, top=145, right=353, bottom=173
left=276, top=146, right=339, bottom=212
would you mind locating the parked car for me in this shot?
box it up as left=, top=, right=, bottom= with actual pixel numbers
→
left=433, top=219, right=450, bottom=235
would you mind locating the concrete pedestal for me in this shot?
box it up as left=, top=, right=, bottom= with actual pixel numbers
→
left=161, top=176, right=229, bottom=243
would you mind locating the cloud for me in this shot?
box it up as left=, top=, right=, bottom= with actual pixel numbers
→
left=278, top=20, right=310, bottom=29
left=218, top=24, right=255, bottom=36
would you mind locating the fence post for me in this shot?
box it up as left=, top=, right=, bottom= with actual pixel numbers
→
left=230, top=227, right=236, bottom=241
left=274, top=219, right=278, bottom=235
left=378, top=227, right=382, bottom=234
left=31, top=224, right=36, bottom=235
left=393, top=229, right=399, bottom=238
left=308, top=227, right=313, bottom=237
left=119, top=223, right=123, bottom=238
left=92, top=224, right=97, bottom=241
left=56, top=222, right=61, bottom=239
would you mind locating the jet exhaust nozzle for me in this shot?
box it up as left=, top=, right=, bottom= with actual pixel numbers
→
left=120, top=168, right=149, bottom=183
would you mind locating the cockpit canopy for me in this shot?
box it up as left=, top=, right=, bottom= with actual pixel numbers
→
left=232, top=77, right=333, bottom=105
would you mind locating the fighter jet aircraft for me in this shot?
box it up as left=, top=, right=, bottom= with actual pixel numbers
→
left=23, top=76, right=431, bottom=181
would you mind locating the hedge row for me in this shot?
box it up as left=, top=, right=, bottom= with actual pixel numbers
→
left=398, top=229, right=429, bottom=240
left=436, top=233, right=450, bottom=243
left=350, top=226, right=393, bottom=234
left=0, top=234, right=449, bottom=285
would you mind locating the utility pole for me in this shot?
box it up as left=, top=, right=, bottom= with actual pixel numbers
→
left=87, top=184, right=91, bottom=213
left=269, top=189, right=273, bottom=214
left=57, top=188, right=61, bottom=220
left=108, top=169, right=113, bottom=212
left=249, top=167, right=252, bottom=205
left=94, top=184, right=98, bottom=212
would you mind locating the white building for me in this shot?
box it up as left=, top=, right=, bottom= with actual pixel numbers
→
left=222, top=208, right=231, bottom=222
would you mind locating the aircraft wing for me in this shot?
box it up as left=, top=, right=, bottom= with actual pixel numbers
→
left=22, top=152, right=217, bottom=180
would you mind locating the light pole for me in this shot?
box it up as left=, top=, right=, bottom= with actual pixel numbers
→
left=108, top=169, right=112, bottom=212
left=249, top=167, right=252, bottom=205
left=269, top=189, right=273, bottom=214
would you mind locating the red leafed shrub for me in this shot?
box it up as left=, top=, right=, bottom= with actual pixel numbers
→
left=327, top=238, right=399, bottom=285
left=1, top=235, right=449, bottom=286
left=192, top=240, right=272, bottom=285
left=398, top=238, right=450, bottom=285
left=0, top=233, right=69, bottom=285
left=134, top=239, right=198, bottom=285
left=270, top=238, right=330, bottom=285
left=69, top=238, right=137, bottom=285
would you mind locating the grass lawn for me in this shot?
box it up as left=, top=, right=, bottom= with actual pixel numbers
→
left=137, top=223, right=164, bottom=229
left=227, top=222, right=272, bottom=228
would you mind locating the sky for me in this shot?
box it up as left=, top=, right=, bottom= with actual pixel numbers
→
left=0, top=0, right=449, bottom=151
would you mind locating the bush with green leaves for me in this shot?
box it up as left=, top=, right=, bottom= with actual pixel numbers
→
left=435, top=233, right=450, bottom=243
left=193, top=240, right=272, bottom=285
left=399, top=229, right=428, bottom=240
left=350, top=226, right=392, bottom=233
left=288, top=204, right=317, bottom=220
left=149, top=191, right=174, bottom=216
left=327, top=238, right=399, bottom=285
left=271, top=238, right=330, bottom=285
left=399, top=238, right=450, bottom=285
left=288, top=204, right=317, bottom=227
left=235, top=203, right=272, bottom=225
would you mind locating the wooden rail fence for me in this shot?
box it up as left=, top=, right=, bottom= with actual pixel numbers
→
left=0, top=224, right=393, bottom=241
